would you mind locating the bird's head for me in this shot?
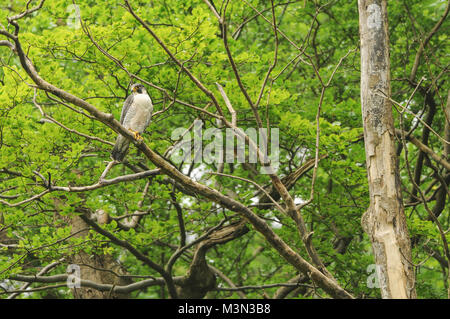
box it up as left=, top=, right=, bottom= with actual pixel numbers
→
left=130, top=83, right=147, bottom=94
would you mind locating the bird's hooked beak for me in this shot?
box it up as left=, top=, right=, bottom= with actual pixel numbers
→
left=132, top=85, right=145, bottom=94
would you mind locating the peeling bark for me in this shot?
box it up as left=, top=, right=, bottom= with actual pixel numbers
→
left=358, top=0, right=416, bottom=299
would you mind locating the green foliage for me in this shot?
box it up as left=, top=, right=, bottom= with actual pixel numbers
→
left=0, top=0, right=448, bottom=299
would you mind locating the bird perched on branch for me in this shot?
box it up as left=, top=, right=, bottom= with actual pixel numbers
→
left=111, top=83, right=153, bottom=162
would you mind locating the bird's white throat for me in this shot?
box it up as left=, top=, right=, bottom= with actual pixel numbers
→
left=134, top=93, right=153, bottom=110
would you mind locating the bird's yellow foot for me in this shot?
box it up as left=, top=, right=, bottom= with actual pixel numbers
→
left=128, top=128, right=143, bottom=141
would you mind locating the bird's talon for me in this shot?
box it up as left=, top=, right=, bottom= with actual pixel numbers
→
left=128, top=128, right=142, bottom=141
left=135, top=133, right=143, bottom=141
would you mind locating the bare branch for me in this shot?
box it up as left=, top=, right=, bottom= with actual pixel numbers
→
left=409, top=0, right=450, bottom=82
left=203, top=0, right=222, bottom=23
left=207, top=171, right=287, bottom=215
left=208, top=265, right=247, bottom=298
left=33, top=89, right=114, bottom=146
left=214, top=282, right=313, bottom=292
left=8, top=259, right=62, bottom=299
left=377, top=90, right=450, bottom=146
left=221, top=0, right=263, bottom=129
left=254, top=0, right=279, bottom=110
left=0, top=169, right=160, bottom=207
left=215, top=83, right=236, bottom=127
left=7, top=0, right=45, bottom=36
left=7, top=273, right=183, bottom=295
left=0, top=189, right=50, bottom=207
left=395, top=129, right=450, bottom=171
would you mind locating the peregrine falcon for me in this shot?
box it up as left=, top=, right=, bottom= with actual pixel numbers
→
left=111, top=83, right=153, bottom=162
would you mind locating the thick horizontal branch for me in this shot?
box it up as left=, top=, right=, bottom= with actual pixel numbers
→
left=214, top=282, right=313, bottom=292
left=0, top=189, right=50, bottom=207
left=51, top=169, right=160, bottom=192
left=8, top=273, right=183, bottom=295
left=8, top=259, right=62, bottom=299
left=0, top=169, right=160, bottom=207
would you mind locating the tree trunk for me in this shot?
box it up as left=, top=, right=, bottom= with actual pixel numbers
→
left=358, top=0, right=416, bottom=299
left=67, top=214, right=132, bottom=299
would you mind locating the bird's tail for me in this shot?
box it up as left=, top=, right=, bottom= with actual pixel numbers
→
left=111, top=135, right=130, bottom=162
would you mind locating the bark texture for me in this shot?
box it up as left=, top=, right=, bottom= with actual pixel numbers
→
left=67, top=214, right=132, bottom=299
left=358, top=0, right=416, bottom=299
left=176, top=220, right=248, bottom=298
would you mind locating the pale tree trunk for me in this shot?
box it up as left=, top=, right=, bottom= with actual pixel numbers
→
left=358, top=0, right=416, bottom=299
